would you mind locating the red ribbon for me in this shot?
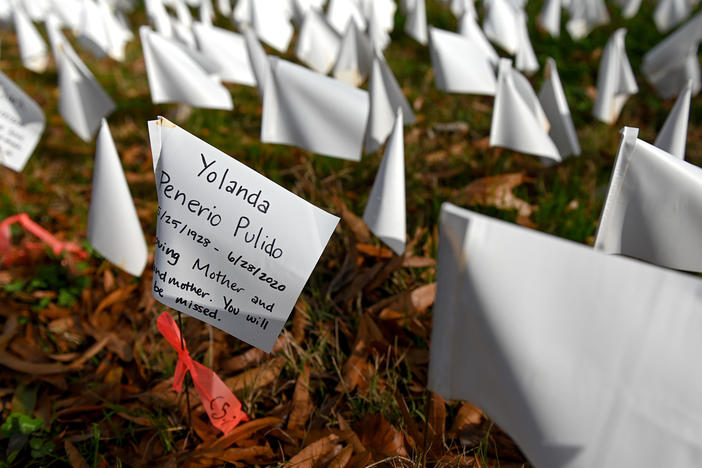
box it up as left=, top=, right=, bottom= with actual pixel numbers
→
left=157, top=312, right=248, bottom=433
left=0, top=213, right=88, bottom=266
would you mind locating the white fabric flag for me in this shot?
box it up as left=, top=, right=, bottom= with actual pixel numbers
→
left=0, top=70, right=45, bottom=172
left=148, top=117, right=339, bottom=352
left=596, top=127, right=702, bottom=272
left=655, top=80, right=692, bottom=159
left=654, top=0, right=695, bottom=33
left=140, top=26, right=233, bottom=109
left=295, top=9, right=341, bottom=74
left=360, top=0, right=396, bottom=33
left=76, top=0, right=131, bottom=61
left=243, top=26, right=269, bottom=98
left=326, top=0, right=366, bottom=35
left=172, top=0, right=193, bottom=26
left=332, top=20, right=373, bottom=86
left=538, top=57, right=580, bottom=159
left=514, top=10, right=539, bottom=74
left=251, top=0, right=294, bottom=52
left=199, top=0, right=214, bottom=25
left=232, top=0, right=252, bottom=27
left=457, top=11, right=499, bottom=65
left=538, top=0, right=561, bottom=38
left=367, top=3, right=391, bottom=51
left=87, top=119, right=147, bottom=277
left=292, top=0, right=325, bottom=22
left=47, top=0, right=83, bottom=30
left=405, top=0, right=427, bottom=45
left=593, top=28, right=638, bottom=125
left=192, top=22, right=256, bottom=86
left=490, top=59, right=560, bottom=161
left=429, top=27, right=497, bottom=96
left=47, top=21, right=116, bottom=141
left=261, top=58, right=369, bottom=161
left=429, top=202, right=702, bottom=468
left=483, top=0, right=520, bottom=54
left=566, top=0, right=610, bottom=40
left=363, top=108, right=406, bottom=255
left=21, top=0, right=51, bottom=21
left=642, top=11, right=702, bottom=99
left=14, top=7, right=49, bottom=73
left=365, top=50, right=415, bottom=153
left=615, top=0, right=641, bottom=19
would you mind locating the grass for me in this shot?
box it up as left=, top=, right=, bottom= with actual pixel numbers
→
left=1, top=0, right=701, bottom=466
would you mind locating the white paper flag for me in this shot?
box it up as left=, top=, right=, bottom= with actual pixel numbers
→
left=243, top=26, right=269, bottom=98
left=148, top=117, right=339, bottom=352
left=199, top=0, right=214, bottom=25
left=457, top=11, right=498, bottom=65
left=429, top=202, right=702, bottom=468
left=654, top=0, right=695, bottom=33
left=363, top=108, right=406, bottom=255
left=140, top=26, right=233, bottom=109
left=47, top=21, right=116, bottom=141
left=326, top=0, right=365, bottom=35
left=261, top=58, right=369, bottom=161
left=615, top=0, right=641, bottom=19
left=216, top=0, right=231, bottom=16
left=360, top=0, right=396, bottom=33
left=655, top=80, right=692, bottom=159
left=232, top=0, right=252, bottom=27
left=47, top=0, right=82, bottom=30
left=483, top=0, right=520, bottom=54
left=450, top=0, right=477, bottom=18
left=538, top=57, right=580, bottom=158
left=365, top=51, right=415, bottom=153
left=595, top=127, right=702, bottom=272
left=0, top=70, right=45, bottom=172
left=566, top=0, right=609, bottom=40
left=295, top=9, right=341, bottom=74
left=514, top=10, right=539, bottom=74
left=87, top=120, right=147, bottom=276
left=192, top=22, right=256, bottom=86
left=405, top=0, right=427, bottom=45
left=332, top=20, right=372, bottom=86
left=14, top=7, right=49, bottom=73
left=145, top=0, right=173, bottom=37
left=490, top=59, right=560, bottom=161
left=21, top=0, right=51, bottom=21
left=593, top=28, right=637, bottom=125
left=367, top=3, right=391, bottom=51
left=251, top=0, right=294, bottom=52
left=642, top=11, right=702, bottom=99
left=538, top=0, right=561, bottom=37
left=429, top=27, right=497, bottom=96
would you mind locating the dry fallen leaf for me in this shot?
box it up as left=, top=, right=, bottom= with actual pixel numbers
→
left=288, top=433, right=340, bottom=468
left=356, top=414, right=408, bottom=458
left=64, top=439, right=89, bottom=468
left=287, top=362, right=312, bottom=439
left=454, top=173, right=535, bottom=224
left=225, top=356, right=286, bottom=393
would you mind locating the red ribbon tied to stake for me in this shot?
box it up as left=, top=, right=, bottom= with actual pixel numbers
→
left=157, top=312, right=248, bottom=433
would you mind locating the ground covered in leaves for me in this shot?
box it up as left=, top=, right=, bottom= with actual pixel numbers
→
left=2, top=2, right=702, bottom=467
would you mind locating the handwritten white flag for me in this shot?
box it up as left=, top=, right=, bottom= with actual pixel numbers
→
left=148, top=117, right=339, bottom=351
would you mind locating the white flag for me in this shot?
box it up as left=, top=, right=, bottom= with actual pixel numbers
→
left=483, top=0, right=520, bottom=54
left=261, top=58, right=369, bottom=161
left=365, top=50, right=415, bottom=153
left=654, top=0, right=695, bottom=33
left=642, top=11, right=702, bottom=99
left=615, top=0, right=641, bottom=19
left=593, top=28, right=637, bottom=125
left=140, top=26, right=233, bottom=109
left=295, top=9, right=341, bottom=74
left=429, top=202, right=702, bottom=468
left=538, top=0, right=561, bottom=37
left=326, top=0, right=365, bottom=35
left=457, top=11, right=498, bottom=65
left=538, top=57, right=580, bottom=159
left=243, top=26, right=269, bottom=98
left=363, top=108, right=406, bottom=255
left=595, top=126, right=702, bottom=272
left=47, top=20, right=116, bottom=141
left=566, top=0, right=609, bottom=40
left=405, top=0, right=427, bottom=45
left=490, top=59, right=560, bottom=161
left=514, top=9, right=539, bottom=74
left=332, top=20, right=373, bottom=86
left=14, top=6, right=49, bottom=73
left=87, top=119, right=147, bottom=277
left=251, top=0, right=294, bottom=52
left=654, top=80, right=692, bottom=159
left=192, top=22, right=256, bottom=86
left=148, top=117, right=339, bottom=352
left=429, top=27, right=497, bottom=96
left=0, top=70, right=45, bottom=172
